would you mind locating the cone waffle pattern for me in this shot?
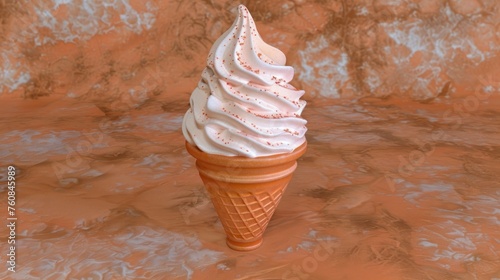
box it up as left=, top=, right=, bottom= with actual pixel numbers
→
left=186, top=141, right=307, bottom=250
left=205, top=182, right=286, bottom=241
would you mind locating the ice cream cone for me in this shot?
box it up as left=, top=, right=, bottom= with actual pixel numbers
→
left=186, top=141, right=307, bottom=251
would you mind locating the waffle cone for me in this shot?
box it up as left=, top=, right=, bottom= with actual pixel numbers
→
left=186, top=141, right=307, bottom=251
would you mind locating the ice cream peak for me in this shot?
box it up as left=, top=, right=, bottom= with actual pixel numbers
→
left=182, top=5, right=307, bottom=157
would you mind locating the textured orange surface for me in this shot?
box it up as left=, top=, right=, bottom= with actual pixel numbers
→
left=2, top=0, right=500, bottom=101
left=1, top=1, right=500, bottom=279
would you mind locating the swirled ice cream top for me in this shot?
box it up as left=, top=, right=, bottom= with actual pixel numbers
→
left=182, top=5, right=307, bottom=157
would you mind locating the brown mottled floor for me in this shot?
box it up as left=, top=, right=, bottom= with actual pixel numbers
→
left=1, top=93, right=499, bottom=279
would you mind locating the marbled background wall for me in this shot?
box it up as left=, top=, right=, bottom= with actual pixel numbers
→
left=1, top=0, right=500, bottom=108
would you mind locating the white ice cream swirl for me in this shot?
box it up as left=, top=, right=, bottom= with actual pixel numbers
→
left=182, top=5, right=307, bottom=157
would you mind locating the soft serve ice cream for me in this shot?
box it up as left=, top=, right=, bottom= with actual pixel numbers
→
left=182, top=5, right=307, bottom=158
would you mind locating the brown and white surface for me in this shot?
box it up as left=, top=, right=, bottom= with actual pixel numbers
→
left=1, top=1, right=499, bottom=279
